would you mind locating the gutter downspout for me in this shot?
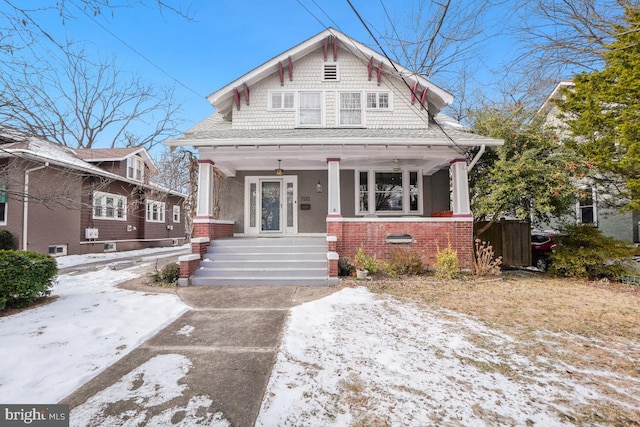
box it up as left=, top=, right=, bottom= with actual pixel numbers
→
left=467, top=144, right=485, bottom=172
left=23, top=162, right=49, bottom=251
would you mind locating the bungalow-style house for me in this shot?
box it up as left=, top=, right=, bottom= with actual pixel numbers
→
left=0, top=127, right=187, bottom=256
left=168, top=28, right=503, bottom=285
left=540, top=81, right=640, bottom=243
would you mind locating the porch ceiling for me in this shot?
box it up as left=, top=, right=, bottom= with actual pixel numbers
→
left=198, top=144, right=464, bottom=176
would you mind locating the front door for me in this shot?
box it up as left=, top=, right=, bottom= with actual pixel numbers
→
left=245, top=176, right=297, bottom=235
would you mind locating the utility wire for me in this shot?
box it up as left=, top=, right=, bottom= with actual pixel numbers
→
left=344, top=0, right=463, bottom=151
left=68, top=0, right=204, bottom=99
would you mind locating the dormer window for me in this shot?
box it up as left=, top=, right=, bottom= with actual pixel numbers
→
left=127, top=156, right=144, bottom=181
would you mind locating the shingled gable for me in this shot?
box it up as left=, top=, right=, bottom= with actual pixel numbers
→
left=208, top=27, right=454, bottom=118
left=75, top=147, right=158, bottom=176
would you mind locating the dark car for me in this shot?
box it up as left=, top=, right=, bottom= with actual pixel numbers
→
left=531, top=233, right=557, bottom=271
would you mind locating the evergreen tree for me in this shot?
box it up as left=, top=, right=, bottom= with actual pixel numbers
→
left=470, top=104, right=586, bottom=230
left=558, top=6, right=640, bottom=210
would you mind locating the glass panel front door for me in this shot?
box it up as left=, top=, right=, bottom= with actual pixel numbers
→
left=261, top=181, right=281, bottom=232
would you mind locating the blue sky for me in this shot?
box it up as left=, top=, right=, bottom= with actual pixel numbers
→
left=19, top=0, right=517, bottom=149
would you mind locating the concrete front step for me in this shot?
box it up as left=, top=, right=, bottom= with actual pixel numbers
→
left=189, top=276, right=338, bottom=286
left=192, top=236, right=331, bottom=286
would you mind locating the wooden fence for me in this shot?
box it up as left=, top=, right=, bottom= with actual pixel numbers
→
left=474, top=220, right=531, bottom=267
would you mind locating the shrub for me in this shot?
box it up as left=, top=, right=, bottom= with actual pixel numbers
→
left=0, top=230, right=14, bottom=250
left=338, top=257, right=354, bottom=277
left=549, top=225, right=635, bottom=280
left=472, top=239, right=502, bottom=276
left=353, top=245, right=378, bottom=273
left=435, top=243, right=459, bottom=280
left=387, top=247, right=424, bottom=276
left=0, top=250, right=57, bottom=310
left=151, top=262, right=181, bottom=286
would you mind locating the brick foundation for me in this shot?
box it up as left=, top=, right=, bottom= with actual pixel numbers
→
left=327, top=218, right=474, bottom=270
left=180, top=218, right=235, bottom=284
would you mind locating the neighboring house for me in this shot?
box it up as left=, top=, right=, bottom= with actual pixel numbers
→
left=168, top=28, right=503, bottom=285
left=0, top=127, right=187, bottom=256
left=540, top=81, right=640, bottom=243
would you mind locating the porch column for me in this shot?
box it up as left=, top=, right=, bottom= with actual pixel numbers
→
left=327, top=158, right=341, bottom=216
left=196, top=160, right=215, bottom=217
left=450, top=158, right=471, bottom=216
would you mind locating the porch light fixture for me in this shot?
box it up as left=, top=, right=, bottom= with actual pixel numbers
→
left=316, top=180, right=323, bottom=193
left=275, top=159, right=284, bottom=176
left=393, top=158, right=401, bottom=171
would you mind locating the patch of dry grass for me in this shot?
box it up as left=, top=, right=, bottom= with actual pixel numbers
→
left=340, top=271, right=640, bottom=425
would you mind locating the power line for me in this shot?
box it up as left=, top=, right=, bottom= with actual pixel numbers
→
left=344, top=0, right=463, bottom=151
left=67, top=0, right=204, bottom=100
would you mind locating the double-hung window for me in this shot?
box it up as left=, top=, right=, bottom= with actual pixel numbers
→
left=172, top=205, right=181, bottom=223
left=339, top=92, right=363, bottom=126
left=93, top=192, right=127, bottom=220
left=0, top=179, right=7, bottom=225
left=577, top=186, right=597, bottom=226
left=298, top=92, right=322, bottom=126
left=127, top=156, right=144, bottom=181
left=356, top=170, right=422, bottom=215
left=146, top=200, right=166, bottom=223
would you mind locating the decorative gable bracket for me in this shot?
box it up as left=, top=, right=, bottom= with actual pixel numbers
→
left=234, top=83, right=251, bottom=110
left=278, top=56, right=293, bottom=86
left=410, top=81, right=429, bottom=110
left=367, top=56, right=384, bottom=86
left=323, top=36, right=338, bottom=61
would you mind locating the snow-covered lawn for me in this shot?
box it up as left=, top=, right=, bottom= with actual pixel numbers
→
left=257, top=286, right=640, bottom=426
left=0, top=260, right=189, bottom=404
left=2, top=251, right=638, bottom=426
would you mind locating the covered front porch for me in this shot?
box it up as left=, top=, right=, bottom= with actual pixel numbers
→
left=177, top=137, right=485, bottom=284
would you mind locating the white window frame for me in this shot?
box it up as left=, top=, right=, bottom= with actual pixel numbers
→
left=576, top=186, right=597, bottom=226
left=269, top=91, right=295, bottom=111
left=297, top=91, right=323, bottom=127
left=146, top=200, right=166, bottom=223
left=338, top=91, right=364, bottom=127
left=93, top=191, right=127, bottom=221
left=0, top=180, right=7, bottom=225
left=366, top=91, right=391, bottom=110
left=355, top=169, right=423, bottom=215
left=127, top=156, right=144, bottom=182
left=172, top=205, right=181, bottom=223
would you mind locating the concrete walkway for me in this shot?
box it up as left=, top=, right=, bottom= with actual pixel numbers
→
left=61, top=282, right=336, bottom=426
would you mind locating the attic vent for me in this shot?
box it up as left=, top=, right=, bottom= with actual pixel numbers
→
left=323, top=63, right=338, bottom=81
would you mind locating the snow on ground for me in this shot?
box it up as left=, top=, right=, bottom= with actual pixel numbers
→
left=256, top=287, right=637, bottom=426
left=70, top=354, right=229, bottom=427
left=0, top=260, right=189, bottom=404
left=55, top=244, right=188, bottom=269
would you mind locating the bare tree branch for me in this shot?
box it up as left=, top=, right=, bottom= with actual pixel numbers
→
left=0, top=48, right=183, bottom=150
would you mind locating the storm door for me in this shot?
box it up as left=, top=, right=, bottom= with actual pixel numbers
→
left=245, top=176, right=297, bottom=235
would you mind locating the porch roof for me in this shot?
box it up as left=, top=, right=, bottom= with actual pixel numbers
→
left=167, top=113, right=502, bottom=177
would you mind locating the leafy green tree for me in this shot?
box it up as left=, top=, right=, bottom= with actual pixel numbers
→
left=469, top=104, right=586, bottom=232
left=557, top=6, right=640, bottom=211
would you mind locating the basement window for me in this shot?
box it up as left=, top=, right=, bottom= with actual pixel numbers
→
left=48, top=244, right=68, bottom=256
